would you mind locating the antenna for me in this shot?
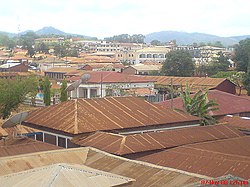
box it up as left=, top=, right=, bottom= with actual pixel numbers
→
left=2, top=112, right=29, bottom=139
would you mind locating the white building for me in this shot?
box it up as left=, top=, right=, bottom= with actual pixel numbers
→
left=67, top=71, right=155, bottom=98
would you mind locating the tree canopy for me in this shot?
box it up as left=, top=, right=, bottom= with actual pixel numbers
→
left=60, top=80, right=68, bottom=102
left=43, top=77, right=51, bottom=106
left=234, top=38, right=250, bottom=72
left=205, top=52, right=230, bottom=76
left=161, top=50, right=195, bottom=77
left=0, top=76, right=38, bottom=119
left=234, top=38, right=250, bottom=96
left=104, top=34, right=145, bottom=43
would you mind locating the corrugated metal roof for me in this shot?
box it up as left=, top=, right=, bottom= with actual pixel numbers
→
left=0, top=147, right=205, bottom=187
left=130, top=64, right=162, bottom=71
left=44, top=67, right=79, bottom=73
left=219, top=116, right=250, bottom=130
left=145, top=76, right=231, bottom=91
left=4, top=125, right=40, bottom=136
left=0, top=163, right=134, bottom=187
left=72, top=125, right=243, bottom=155
left=158, top=90, right=250, bottom=116
left=0, top=137, right=61, bottom=157
left=23, top=97, right=199, bottom=135
left=0, top=126, right=8, bottom=137
left=67, top=71, right=156, bottom=83
left=139, top=136, right=250, bottom=179
left=0, top=63, right=21, bottom=69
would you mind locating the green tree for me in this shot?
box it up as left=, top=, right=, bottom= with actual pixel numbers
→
left=60, top=80, right=68, bottom=102
left=212, top=41, right=224, bottom=48
left=27, top=45, right=35, bottom=57
left=150, top=40, right=162, bottom=46
left=43, top=77, right=51, bottom=106
left=0, top=76, right=38, bottom=119
left=205, top=52, right=230, bottom=76
left=243, top=61, right=250, bottom=96
left=161, top=50, right=195, bottom=77
left=178, top=86, right=219, bottom=126
left=234, top=38, right=250, bottom=72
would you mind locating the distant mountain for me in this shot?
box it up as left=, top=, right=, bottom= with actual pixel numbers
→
left=35, top=26, right=66, bottom=35
left=0, top=26, right=97, bottom=40
left=145, top=31, right=250, bottom=46
left=0, top=31, right=16, bottom=37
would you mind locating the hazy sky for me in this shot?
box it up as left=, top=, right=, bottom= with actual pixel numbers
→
left=0, top=0, right=249, bottom=38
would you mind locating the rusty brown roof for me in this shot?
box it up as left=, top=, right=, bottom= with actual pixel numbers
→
left=4, top=125, right=40, bottom=136
left=139, top=136, right=250, bottom=179
left=0, top=126, right=8, bottom=137
left=218, top=116, right=250, bottom=130
left=72, top=125, right=243, bottom=155
left=158, top=90, right=250, bottom=116
left=0, top=147, right=205, bottom=186
left=67, top=71, right=156, bottom=83
left=145, top=76, right=231, bottom=90
left=23, top=97, right=199, bottom=135
left=0, top=137, right=61, bottom=157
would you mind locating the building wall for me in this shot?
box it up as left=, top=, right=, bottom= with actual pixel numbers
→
left=69, top=82, right=155, bottom=98
left=45, top=72, right=65, bottom=80
left=215, top=80, right=236, bottom=94
left=0, top=64, right=28, bottom=72
left=122, top=66, right=137, bottom=75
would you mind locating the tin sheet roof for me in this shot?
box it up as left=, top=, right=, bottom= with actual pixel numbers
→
left=0, top=147, right=205, bottom=186
left=72, top=125, right=243, bottom=155
left=0, top=137, right=61, bottom=157
left=4, top=125, right=40, bottom=136
left=67, top=71, right=156, bottom=83
left=0, top=126, right=8, bottom=137
left=23, top=97, right=199, bottom=134
left=0, top=163, right=134, bottom=187
left=145, top=76, right=232, bottom=91
left=158, top=90, right=250, bottom=116
left=218, top=116, right=250, bottom=130
left=139, top=136, right=250, bottom=179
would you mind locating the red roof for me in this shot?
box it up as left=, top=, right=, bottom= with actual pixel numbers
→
left=0, top=137, right=61, bottom=157
left=139, top=136, right=250, bottom=179
left=23, top=97, right=199, bottom=135
left=67, top=71, right=156, bottom=83
left=219, top=116, right=250, bottom=130
left=158, top=90, right=250, bottom=116
left=71, top=125, right=243, bottom=155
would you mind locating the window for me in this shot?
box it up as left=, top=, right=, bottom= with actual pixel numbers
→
left=147, top=54, right=152, bottom=58
left=58, top=137, right=66, bottom=148
left=36, top=132, right=43, bottom=141
left=44, top=133, right=56, bottom=145
left=139, top=54, right=146, bottom=58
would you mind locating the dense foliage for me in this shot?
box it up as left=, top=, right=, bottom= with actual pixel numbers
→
left=234, top=38, right=250, bottom=95
left=0, top=76, right=38, bottom=119
left=60, top=80, right=68, bottom=102
left=178, top=86, right=219, bottom=126
left=104, top=34, right=145, bottom=43
left=161, top=50, right=195, bottom=77
left=43, top=77, right=51, bottom=106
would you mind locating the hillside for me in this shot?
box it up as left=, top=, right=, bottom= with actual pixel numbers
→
left=35, top=26, right=66, bottom=35
left=145, top=31, right=250, bottom=46
left=0, top=26, right=96, bottom=40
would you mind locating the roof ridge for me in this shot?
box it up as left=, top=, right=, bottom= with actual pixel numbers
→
left=118, top=136, right=127, bottom=155
left=179, top=146, right=250, bottom=162
left=42, top=164, right=62, bottom=186
left=74, top=99, right=79, bottom=134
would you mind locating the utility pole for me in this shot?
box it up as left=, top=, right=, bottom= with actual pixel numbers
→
left=170, top=78, right=174, bottom=109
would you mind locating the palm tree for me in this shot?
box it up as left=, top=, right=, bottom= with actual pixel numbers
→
left=178, top=85, right=219, bottom=126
